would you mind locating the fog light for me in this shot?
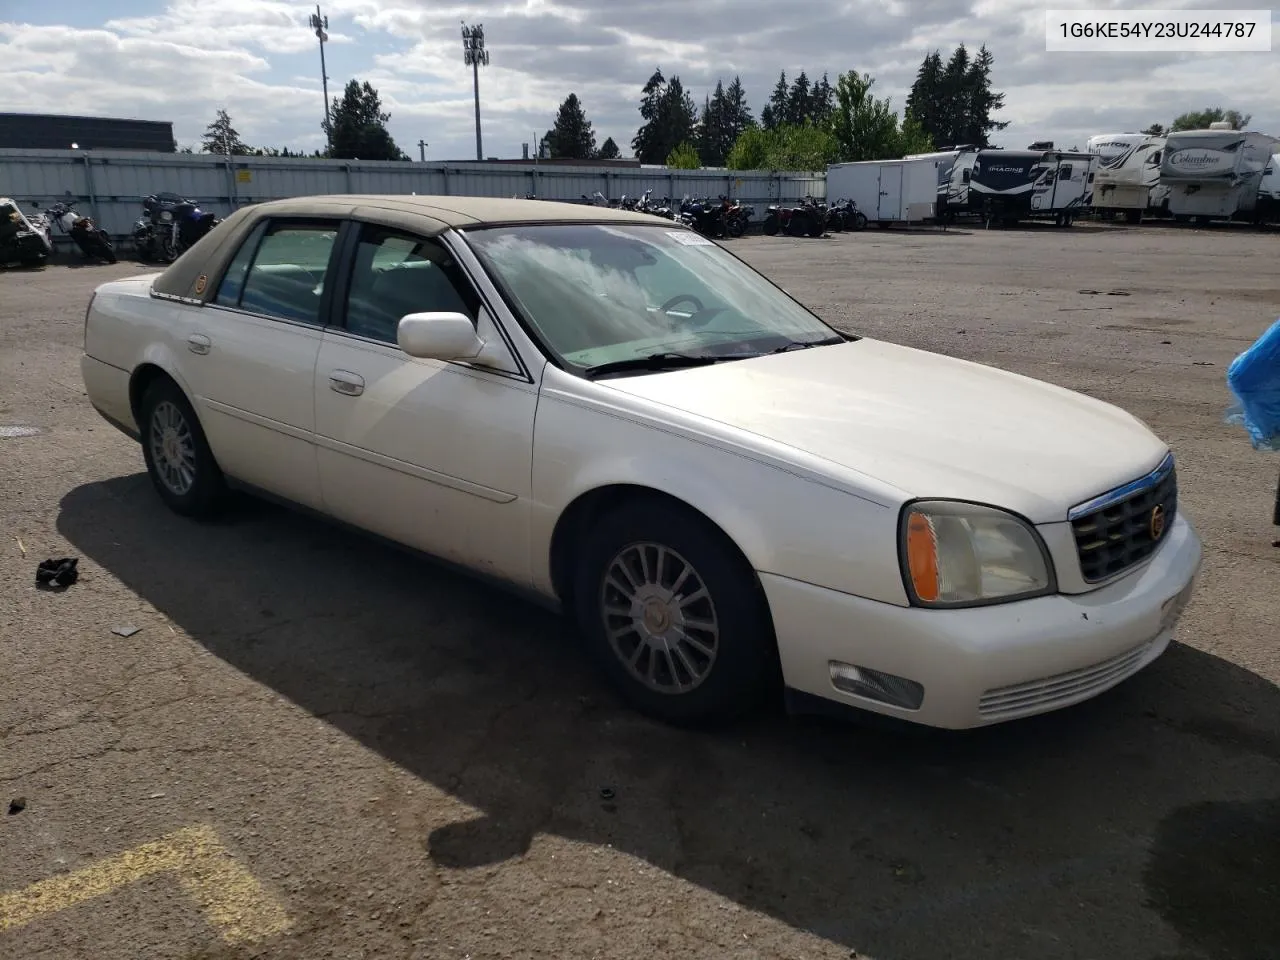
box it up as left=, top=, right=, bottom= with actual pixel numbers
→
left=829, top=661, right=925, bottom=710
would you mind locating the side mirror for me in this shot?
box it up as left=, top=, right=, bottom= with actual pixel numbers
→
left=397, top=312, right=501, bottom=366
left=30, top=201, right=39, bottom=208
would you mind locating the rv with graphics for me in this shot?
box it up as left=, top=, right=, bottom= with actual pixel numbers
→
left=1091, top=136, right=1170, bottom=222
left=1160, top=125, right=1280, bottom=223
left=903, top=145, right=978, bottom=220
left=1086, top=133, right=1151, bottom=211
left=1256, top=152, right=1280, bottom=225
left=969, top=149, right=1094, bottom=226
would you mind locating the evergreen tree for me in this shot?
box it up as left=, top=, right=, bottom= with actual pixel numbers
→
left=596, top=136, right=621, bottom=160
left=697, top=79, right=736, bottom=167
left=725, top=76, right=755, bottom=142
left=1142, top=123, right=1166, bottom=137
left=543, top=93, right=596, bottom=159
left=905, top=51, right=945, bottom=144
left=327, top=79, right=407, bottom=161
left=631, top=69, right=698, bottom=164
left=761, top=71, right=788, bottom=130
left=785, top=71, right=812, bottom=126
left=201, top=109, right=250, bottom=156
left=810, top=73, right=835, bottom=126
left=959, top=45, right=1008, bottom=146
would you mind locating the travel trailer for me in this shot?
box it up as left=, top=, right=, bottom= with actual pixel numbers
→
left=1160, top=125, right=1280, bottom=223
left=969, top=149, right=1094, bottom=225
left=903, top=145, right=977, bottom=220
left=1086, top=133, right=1150, bottom=209
left=1256, top=152, right=1280, bottom=224
left=1091, top=136, right=1169, bottom=222
left=825, top=156, right=941, bottom=225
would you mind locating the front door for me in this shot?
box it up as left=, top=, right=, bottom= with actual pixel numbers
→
left=879, top=164, right=903, bottom=219
left=181, top=217, right=342, bottom=509
left=312, top=222, right=538, bottom=586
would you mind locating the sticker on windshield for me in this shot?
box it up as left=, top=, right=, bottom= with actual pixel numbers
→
left=667, top=231, right=714, bottom=246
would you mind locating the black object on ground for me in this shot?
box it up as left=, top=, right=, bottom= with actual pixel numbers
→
left=35, top=557, right=79, bottom=589
left=8, top=797, right=26, bottom=815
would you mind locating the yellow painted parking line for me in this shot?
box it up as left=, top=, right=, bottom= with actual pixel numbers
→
left=0, top=823, right=291, bottom=944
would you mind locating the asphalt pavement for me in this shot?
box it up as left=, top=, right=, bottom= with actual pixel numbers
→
left=2, top=221, right=1277, bottom=960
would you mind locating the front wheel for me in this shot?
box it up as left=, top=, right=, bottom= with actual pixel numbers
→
left=139, top=378, right=226, bottom=518
left=572, top=500, right=778, bottom=725
left=762, top=214, right=779, bottom=236
left=806, top=214, right=825, bottom=238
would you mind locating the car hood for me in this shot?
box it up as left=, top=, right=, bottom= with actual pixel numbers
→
left=600, top=339, right=1169, bottom=523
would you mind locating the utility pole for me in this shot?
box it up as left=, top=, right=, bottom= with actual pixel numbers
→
left=461, top=23, right=490, bottom=161
left=418, top=139, right=428, bottom=162
left=309, top=6, right=332, bottom=153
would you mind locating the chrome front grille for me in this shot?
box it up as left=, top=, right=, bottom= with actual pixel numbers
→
left=978, top=642, right=1154, bottom=720
left=1070, top=454, right=1177, bottom=583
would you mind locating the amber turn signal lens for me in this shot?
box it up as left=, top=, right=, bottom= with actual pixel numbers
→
left=905, top=511, right=940, bottom=603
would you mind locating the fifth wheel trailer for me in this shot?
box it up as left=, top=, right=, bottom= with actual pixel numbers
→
left=1091, top=136, right=1169, bottom=222
left=825, top=157, right=940, bottom=226
left=1160, top=126, right=1280, bottom=223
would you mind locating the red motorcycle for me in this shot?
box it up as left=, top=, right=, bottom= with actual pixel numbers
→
left=762, top=199, right=824, bottom=238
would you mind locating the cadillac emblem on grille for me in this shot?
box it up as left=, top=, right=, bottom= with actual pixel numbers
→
left=1150, top=504, right=1167, bottom=541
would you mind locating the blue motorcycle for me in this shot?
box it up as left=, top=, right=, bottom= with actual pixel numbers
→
left=133, top=193, right=220, bottom=262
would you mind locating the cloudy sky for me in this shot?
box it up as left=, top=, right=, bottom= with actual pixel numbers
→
left=0, top=0, right=1276, bottom=160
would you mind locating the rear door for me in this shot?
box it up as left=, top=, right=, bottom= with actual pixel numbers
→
left=181, top=217, right=343, bottom=509
left=878, top=164, right=903, bottom=219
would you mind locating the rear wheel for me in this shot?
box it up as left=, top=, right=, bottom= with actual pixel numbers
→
left=806, top=214, right=825, bottom=237
left=572, top=500, right=778, bottom=726
left=852, top=211, right=868, bottom=230
left=139, top=377, right=225, bottom=518
left=763, top=214, right=779, bottom=236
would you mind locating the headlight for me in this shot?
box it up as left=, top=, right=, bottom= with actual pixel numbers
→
left=899, top=500, right=1054, bottom=607
left=160, top=210, right=173, bottom=221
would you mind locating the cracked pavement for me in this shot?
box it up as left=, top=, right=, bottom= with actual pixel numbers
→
left=2, top=222, right=1278, bottom=960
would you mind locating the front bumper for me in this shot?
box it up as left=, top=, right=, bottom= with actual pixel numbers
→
left=763, top=513, right=1202, bottom=729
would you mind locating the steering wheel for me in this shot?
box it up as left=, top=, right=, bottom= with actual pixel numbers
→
left=659, top=293, right=704, bottom=316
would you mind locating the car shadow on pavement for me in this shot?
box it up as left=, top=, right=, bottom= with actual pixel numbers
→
left=57, top=476, right=1280, bottom=960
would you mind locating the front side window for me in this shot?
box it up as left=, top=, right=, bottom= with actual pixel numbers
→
left=233, top=222, right=340, bottom=325
left=342, top=226, right=478, bottom=344
left=465, top=223, right=841, bottom=371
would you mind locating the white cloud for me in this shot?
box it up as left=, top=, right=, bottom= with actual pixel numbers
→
left=1, top=0, right=1277, bottom=159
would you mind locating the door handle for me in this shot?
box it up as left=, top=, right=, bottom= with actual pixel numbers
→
left=328, top=370, right=365, bottom=397
left=187, top=334, right=211, bottom=355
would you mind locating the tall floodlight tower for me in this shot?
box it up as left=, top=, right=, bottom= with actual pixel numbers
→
left=310, top=6, right=332, bottom=151
left=461, top=23, right=490, bottom=161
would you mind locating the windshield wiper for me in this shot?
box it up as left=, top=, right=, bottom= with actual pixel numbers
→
left=581, top=352, right=738, bottom=379
left=769, top=336, right=847, bottom=354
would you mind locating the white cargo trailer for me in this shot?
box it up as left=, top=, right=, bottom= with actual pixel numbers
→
left=825, top=157, right=939, bottom=226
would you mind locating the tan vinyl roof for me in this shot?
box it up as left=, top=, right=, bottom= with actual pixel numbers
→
left=246, top=194, right=668, bottom=229
left=150, top=195, right=678, bottom=303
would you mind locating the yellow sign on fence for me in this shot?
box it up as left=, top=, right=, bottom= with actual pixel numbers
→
left=235, top=169, right=252, bottom=183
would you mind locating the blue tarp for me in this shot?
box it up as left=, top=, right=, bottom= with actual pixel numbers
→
left=1226, top=316, right=1280, bottom=452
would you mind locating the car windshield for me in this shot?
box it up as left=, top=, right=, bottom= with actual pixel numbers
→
left=462, top=223, right=843, bottom=372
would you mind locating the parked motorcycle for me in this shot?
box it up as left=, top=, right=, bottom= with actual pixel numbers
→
left=0, top=197, right=54, bottom=266
left=762, top=200, right=824, bottom=238
left=133, top=193, right=220, bottom=263
left=36, top=200, right=117, bottom=263
left=829, top=198, right=868, bottom=231
left=721, top=198, right=754, bottom=238
left=678, top=196, right=726, bottom=238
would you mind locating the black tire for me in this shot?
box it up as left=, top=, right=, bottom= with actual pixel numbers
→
left=572, top=499, right=778, bottom=726
left=138, top=377, right=225, bottom=518
left=853, top=211, right=868, bottom=230
left=1124, top=209, right=1142, bottom=224
left=806, top=214, right=825, bottom=238
left=763, top=214, right=779, bottom=236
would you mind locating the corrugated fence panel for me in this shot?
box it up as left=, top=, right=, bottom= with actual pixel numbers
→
left=0, top=149, right=828, bottom=239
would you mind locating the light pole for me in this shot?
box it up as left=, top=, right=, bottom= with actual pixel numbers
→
left=461, top=23, right=490, bottom=161
left=309, top=6, right=331, bottom=152
left=418, top=139, right=428, bottom=162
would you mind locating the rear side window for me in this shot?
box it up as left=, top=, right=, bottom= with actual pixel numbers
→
left=1058, top=164, right=1074, bottom=180
left=214, top=221, right=266, bottom=307
left=223, top=221, right=341, bottom=326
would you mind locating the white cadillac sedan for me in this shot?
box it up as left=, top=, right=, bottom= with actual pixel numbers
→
left=80, top=195, right=1202, bottom=728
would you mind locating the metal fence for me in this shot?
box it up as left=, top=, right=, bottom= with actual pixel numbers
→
left=0, top=149, right=826, bottom=239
